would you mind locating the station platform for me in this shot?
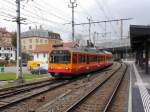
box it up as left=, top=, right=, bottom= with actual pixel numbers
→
left=125, top=61, right=150, bottom=112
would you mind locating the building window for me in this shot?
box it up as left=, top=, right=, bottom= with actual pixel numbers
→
left=10, top=54, right=12, bottom=57
left=40, top=39, right=43, bottom=43
left=43, top=53, right=46, bottom=57
left=29, top=45, right=32, bottom=49
left=37, top=53, right=39, bottom=58
left=36, top=39, right=38, bottom=43
left=45, top=40, right=47, bottom=43
left=0, top=53, right=1, bottom=57
left=0, top=47, right=1, bottom=50
left=29, top=39, right=32, bottom=43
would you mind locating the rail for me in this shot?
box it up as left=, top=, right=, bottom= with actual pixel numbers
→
left=103, top=63, right=128, bottom=112
left=64, top=63, right=123, bottom=112
left=0, top=80, right=69, bottom=110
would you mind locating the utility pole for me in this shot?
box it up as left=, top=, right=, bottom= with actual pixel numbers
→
left=120, top=19, right=123, bottom=39
left=93, top=31, right=97, bottom=46
left=104, top=22, right=107, bottom=38
left=68, top=0, right=77, bottom=42
left=16, top=0, right=24, bottom=83
left=119, top=18, right=133, bottom=39
left=87, top=17, right=92, bottom=42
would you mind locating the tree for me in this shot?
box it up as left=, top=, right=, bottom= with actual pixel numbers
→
left=11, top=32, right=17, bottom=48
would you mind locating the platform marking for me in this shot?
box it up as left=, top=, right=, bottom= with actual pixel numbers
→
left=135, top=82, right=149, bottom=86
left=128, top=63, right=132, bottom=112
left=133, top=63, right=150, bottom=112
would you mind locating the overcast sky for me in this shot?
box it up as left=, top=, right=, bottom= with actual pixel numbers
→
left=0, top=0, right=150, bottom=41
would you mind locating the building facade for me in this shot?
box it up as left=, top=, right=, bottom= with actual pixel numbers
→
left=0, top=28, right=15, bottom=61
left=21, top=28, right=62, bottom=53
left=0, top=27, right=14, bottom=44
left=32, top=44, right=51, bottom=63
left=0, top=43, right=16, bottom=61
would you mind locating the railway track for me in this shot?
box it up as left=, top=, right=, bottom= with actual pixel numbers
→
left=64, top=63, right=128, bottom=112
left=0, top=79, right=70, bottom=110
left=103, top=63, right=128, bottom=112
left=1, top=62, right=121, bottom=112
left=0, top=79, right=57, bottom=98
left=33, top=62, right=124, bottom=112
left=0, top=65, right=114, bottom=111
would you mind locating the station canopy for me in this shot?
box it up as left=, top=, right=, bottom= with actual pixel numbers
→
left=130, top=25, right=150, bottom=51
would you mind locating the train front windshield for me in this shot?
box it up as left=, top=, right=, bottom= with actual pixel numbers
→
left=50, top=50, right=71, bottom=64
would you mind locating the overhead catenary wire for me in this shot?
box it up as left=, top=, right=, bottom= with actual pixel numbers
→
left=2, top=0, right=69, bottom=25
left=1, top=0, right=128, bottom=41
left=1, top=0, right=92, bottom=37
left=94, top=0, right=120, bottom=37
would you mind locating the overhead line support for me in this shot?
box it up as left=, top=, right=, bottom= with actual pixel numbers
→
left=68, top=0, right=77, bottom=42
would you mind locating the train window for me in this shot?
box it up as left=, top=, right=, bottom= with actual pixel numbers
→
left=94, top=56, right=96, bottom=62
left=98, top=56, right=100, bottom=62
left=81, top=55, right=85, bottom=63
left=90, top=55, right=92, bottom=62
left=78, top=54, right=85, bottom=63
left=86, top=55, right=89, bottom=64
left=83, top=55, right=86, bottom=63
left=73, top=53, right=77, bottom=64
left=100, top=56, right=102, bottom=61
left=78, top=55, right=82, bottom=63
left=50, top=50, right=71, bottom=64
left=80, top=55, right=83, bottom=63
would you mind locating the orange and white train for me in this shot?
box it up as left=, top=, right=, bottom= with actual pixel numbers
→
left=48, top=47, right=113, bottom=78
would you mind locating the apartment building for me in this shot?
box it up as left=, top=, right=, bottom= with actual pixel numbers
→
left=21, top=28, right=62, bottom=53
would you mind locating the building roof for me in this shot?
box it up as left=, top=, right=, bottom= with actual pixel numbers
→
left=33, top=42, right=79, bottom=53
left=32, top=44, right=52, bottom=53
left=0, top=41, right=13, bottom=47
left=21, top=29, right=62, bottom=40
left=130, top=25, right=150, bottom=51
left=0, top=27, right=15, bottom=36
left=63, top=41, right=79, bottom=48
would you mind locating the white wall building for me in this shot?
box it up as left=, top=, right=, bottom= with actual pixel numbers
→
left=32, top=44, right=51, bottom=69
left=0, top=43, right=16, bottom=60
left=33, top=52, right=48, bottom=63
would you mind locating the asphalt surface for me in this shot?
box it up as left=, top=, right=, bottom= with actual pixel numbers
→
left=4, top=67, right=30, bottom=74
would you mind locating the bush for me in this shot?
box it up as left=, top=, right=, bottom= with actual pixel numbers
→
left=0, top=60, right=8, bottom=66
left=10, top=60, right=16, bottom=64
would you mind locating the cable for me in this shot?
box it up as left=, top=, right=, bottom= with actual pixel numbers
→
left=29, top=0, right=70, bottom=22
left=94, top=0, right=120, bottom=37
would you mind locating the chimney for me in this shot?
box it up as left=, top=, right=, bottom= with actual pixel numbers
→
left=87, top=40, right=90, bottom=47
left=29, top=26, right=31, bottom=30
left=40, top=25, right=42, bottom=29
left=35, top=25, right=37, bottom=30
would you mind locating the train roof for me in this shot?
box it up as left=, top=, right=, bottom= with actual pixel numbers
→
left=51, top=46, right=112, bottom=55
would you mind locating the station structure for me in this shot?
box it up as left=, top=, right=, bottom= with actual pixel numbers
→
left=127, top=25, right=150, bottom=112
left=130, top=25, right=150, bottom=74
left=95, top=25, right=150, bottom=112
left=95, top=38, right=132, bottom=59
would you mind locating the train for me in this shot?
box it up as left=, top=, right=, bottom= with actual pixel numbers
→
left=48, top=46, right=113, bottom=78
